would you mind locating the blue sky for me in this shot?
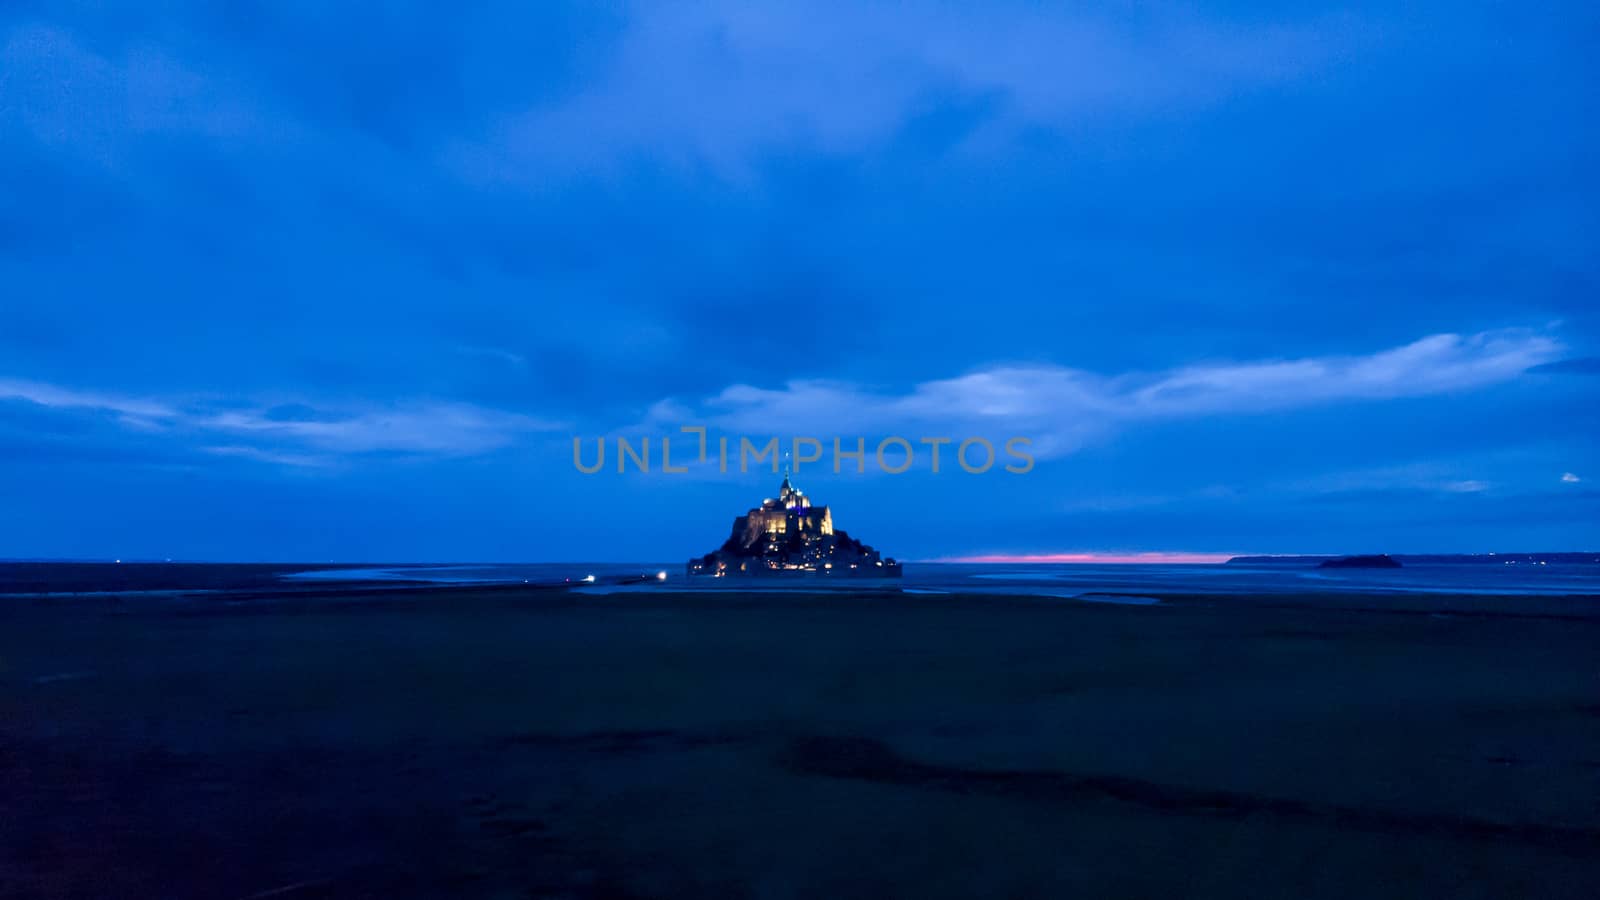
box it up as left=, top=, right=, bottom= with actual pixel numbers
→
left=2, top=1, right=1596, bottom=561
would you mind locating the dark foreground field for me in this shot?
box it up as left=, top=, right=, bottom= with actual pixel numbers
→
left=3, top=589, right=1598, bottom=898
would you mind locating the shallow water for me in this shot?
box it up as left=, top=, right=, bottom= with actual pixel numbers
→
left=285, top=560, right=1600, bottom=598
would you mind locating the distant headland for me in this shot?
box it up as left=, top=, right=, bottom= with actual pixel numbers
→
left=687, top=473, right=901, bottom=578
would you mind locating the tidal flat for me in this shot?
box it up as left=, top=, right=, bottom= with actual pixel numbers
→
left=4, top=588, right=1598, bottom=898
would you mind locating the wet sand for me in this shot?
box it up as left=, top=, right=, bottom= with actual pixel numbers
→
left=4, top=588, right=1598, bottom=898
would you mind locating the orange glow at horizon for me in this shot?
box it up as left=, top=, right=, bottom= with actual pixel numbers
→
left=937, top=551, right=1234, bottom=565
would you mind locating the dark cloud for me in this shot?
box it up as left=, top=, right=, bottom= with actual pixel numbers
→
left=1529, top=357, right=1600, bottom=375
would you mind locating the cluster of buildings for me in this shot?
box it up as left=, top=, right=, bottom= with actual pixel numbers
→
left=686, top=473, right=901, bottom=578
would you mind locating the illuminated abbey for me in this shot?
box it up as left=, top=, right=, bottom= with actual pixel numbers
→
left=687, top=473, right=902, bottom=578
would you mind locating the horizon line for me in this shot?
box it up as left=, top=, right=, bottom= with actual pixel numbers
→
left=928, top=552, right=1239, bottom=565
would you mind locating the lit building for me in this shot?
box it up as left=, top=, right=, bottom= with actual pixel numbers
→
left=687, top=473, right=901, bottom=578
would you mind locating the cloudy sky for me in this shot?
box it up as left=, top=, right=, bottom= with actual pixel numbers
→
left=2, top=1, right=1596, bottom=561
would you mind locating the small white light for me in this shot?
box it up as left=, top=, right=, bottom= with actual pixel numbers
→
left=657, top=571, right=667, bottom=581
left=583, top=574, right=596, bottom=583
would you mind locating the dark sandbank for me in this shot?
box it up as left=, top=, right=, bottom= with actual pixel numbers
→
left=1319, top=554, right=1403, bottom=569
left=4, top=584, right=1599, bottom=898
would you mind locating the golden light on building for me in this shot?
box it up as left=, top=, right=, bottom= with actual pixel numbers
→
left=686, top=472, right=899, bottom=579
